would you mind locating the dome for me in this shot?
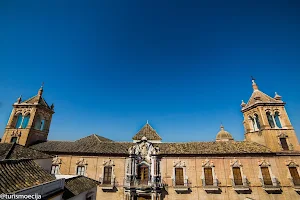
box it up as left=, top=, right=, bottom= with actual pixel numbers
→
left=216, top=125, right=234, bottom=142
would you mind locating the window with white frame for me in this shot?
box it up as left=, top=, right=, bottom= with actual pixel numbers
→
left=51, top=156, right=62, bottom=175
left=51, top=165, right=59, bottom=175
left=101, top=159, right=115, bottom=186
left=77, top=166, right=85, bottom=175
left=286, top=160, right=300, bottom=187
left=230, top=158, right=248, bottom=187
left=173, top=160, right=188, bottom=186
left=201, top=159, right=218, bottom=187
left=258, top=159, right=278, bottom=187
left=76, top=158, right=88, bottom=176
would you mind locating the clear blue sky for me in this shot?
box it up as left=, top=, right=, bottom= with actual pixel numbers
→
left=1, top=0, right=300, bottom=142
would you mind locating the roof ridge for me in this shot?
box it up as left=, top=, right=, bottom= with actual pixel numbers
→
left=4, top=143, right=16, bottom=159
left=93, top=134, right=102, bottom=142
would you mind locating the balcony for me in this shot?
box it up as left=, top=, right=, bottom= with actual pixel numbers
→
left=260, top=178, right=281, bottom=193
left=231, top=177, right=251, bottom=193
left=288, top=178, right=300, bottom=192
left=99, top=177, right=116, bottom=191
left=172, top=178, right=190, bottom=193
left=123, top=176, right=165, bottom=190
left=202, top=178, right=220, bottom=193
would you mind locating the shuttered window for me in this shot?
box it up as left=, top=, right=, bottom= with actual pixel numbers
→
left=280, top=138, right=289, bottom=150
left=261, top=167, right=272, bottom=185
left=233, top=167, right=243, bottom=185
left=204, top=168, right=213, bottom=186
left=289, top=167, right=300, bottom=186
left=138, top=165, right=149, bottom=184
left=103, top=166, right=112, bottom=184
left=175, top=168, right=184, bottom=185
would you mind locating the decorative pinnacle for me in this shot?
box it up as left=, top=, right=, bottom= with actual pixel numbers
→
left=16, top=95, right=22, bottom=104
left=38, top=82, right=44, bottom=96
left=251, top=76, right=258, bottom=90
left=220, top=123, right=224, bottom=130
left=241, top=100, right=246, bottom=107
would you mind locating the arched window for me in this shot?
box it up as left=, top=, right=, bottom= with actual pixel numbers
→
left=249, top=116, right=256, bottom=131
left=274, top=112, right=282, bottom=128
left=21, top=114, right=30, bottom=128
left=15, top=114, right=23, bottom=128
left=266, top=112, right=275, bottom=128
left=254, top=114, right=261, bottom=130
left=40, top=119, right=45, bottom=131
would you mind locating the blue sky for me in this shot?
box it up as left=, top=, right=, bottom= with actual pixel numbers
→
left=1, top=0, right=300, bottom=142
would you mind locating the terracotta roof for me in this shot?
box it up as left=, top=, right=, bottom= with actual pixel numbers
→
left=75, top=134, right=113, bottom=143
left=22, top=95, right=50, bottom=109
left=0, top=143, right=51, bottom=160
left=63, top=176, right=100, bottom=199
left=0, top=159, right=55, bottom=193
left=132, top=123, right=162, bottom=140
left=242, top=81, right=284, bottom=110
left=31, top=138, right=271, bottom=155
left=157, top=141, right=271, bottom=155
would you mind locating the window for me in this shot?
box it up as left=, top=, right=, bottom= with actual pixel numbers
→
left=77, top=166, right=85, bottom=175
left=250, top=117, right=256, bottom=131
left=254, top=114, right=261, bottom=130
left=15, top=114, right=23, bottom=128
left=280, top=138, right=289, bottom=150
left=10, top=137, right=17, bottom=143
left=289, top=167, right=300, bottom=186
left=274, top=112, right=282, bottom=128
left=21, top=114, right=30, bottom=128
left=51, top=165, right=59, bottom=175
left=175, top=168, right=184, bottom=186
left=137, top=164, right=149, bottom=184
left=266, top=112, right=275, bottom=128
left=233, top=167, right=243, bottom=186
left=204, top=168, right=213, bottom=186
left=40, top=119, right=45, bottom=130
left=103, top=166, right=112, bottom=184
left=261, top=167, right=272, bottom=186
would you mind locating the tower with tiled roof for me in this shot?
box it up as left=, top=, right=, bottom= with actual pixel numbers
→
left=241, top=79, right=299, bottom=152
left=1, top=85, right=54, bottom=146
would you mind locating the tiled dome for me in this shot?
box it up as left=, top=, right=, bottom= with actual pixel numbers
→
left=216, top=125, right=234, bottom=142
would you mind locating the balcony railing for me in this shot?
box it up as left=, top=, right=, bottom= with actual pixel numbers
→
left=201, top=178, right=220, bottom=192
left=259, top=177, right=281, bottom=192
left=99, top=177, right=116, bottom=190
left=230, top=176, right=250, bottom=191
left=172, top=178, right=189, bottom=192
left=288, top=178, right=300, bottom=191
left=123, top=176, right=165, bottom=189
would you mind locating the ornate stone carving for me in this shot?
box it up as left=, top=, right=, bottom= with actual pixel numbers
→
left=52, top=156, right=62, bottom=165
left=202, top=159, right=214, bottom=167
left=128, top=138, right=160, bottom=163
left=76, top=158, right=88, bottom=166
left=103, top=159, right=114, bottom=166
left=173, top=160, right=186, bottom=168
left=230, top=158, right=242, bottom=167
left=285, top=159, right=299, bottom=167
left=258, top=159, right=270, bottom=167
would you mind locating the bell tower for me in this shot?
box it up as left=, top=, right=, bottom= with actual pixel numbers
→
left=1, top=85, right=55, bottom=146
left=241, top=79, right=299, bottom=152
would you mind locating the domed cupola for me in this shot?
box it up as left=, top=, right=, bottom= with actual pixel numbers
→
left=216, top=125, right=234, bottom=142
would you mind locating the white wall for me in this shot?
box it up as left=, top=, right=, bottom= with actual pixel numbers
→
left=34, top=158, right=52, bottom=173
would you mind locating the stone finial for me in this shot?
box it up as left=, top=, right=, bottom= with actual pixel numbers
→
left=38, top=83, right=44, bottom=96
left=274, top=92, right=282, bottom=100
left=251, top=76, right=258, bottom=90
left=241, top=100, right=246, bottom=107
left=16, top=95, right=22, bottom=104
left=50, top=103, right=55, bottom=110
